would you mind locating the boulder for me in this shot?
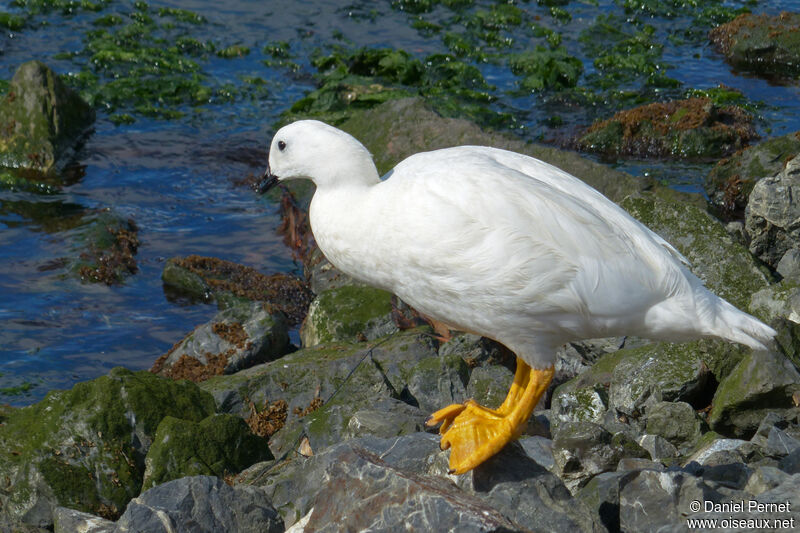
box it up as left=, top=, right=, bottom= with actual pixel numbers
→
left=150, top=301, right=290, bottom=381
left=709, top=349, right=800, bottom=437
left=745, top=154, right=800, bottom=268
left=644, top=401, right=704, bottom=452
left=0, top=368, right=215, bottom=529
left=706, top=132, right=800, bottom=214
left=0, top=61, right=94, bottom=175
left=575, top=98, right=755, bottom=160
left=710, top=12, right=800, bottom=78
left=142, top=414, right=273, bottom=490
left=300, top=284, right=396, bottom=346
left=117, top=476, right=283, bottom=533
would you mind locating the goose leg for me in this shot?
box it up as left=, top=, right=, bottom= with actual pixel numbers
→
left=425, top=358, right=554, bottom=474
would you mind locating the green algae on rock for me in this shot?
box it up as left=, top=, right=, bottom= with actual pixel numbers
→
left=300, top=285, right=396, bottom=346
left=710, top=12, right=800, bottom=78
left=0, top=61, right=95, bottom=175
left=576, top=97, right=756, bottom=160
left=70, top=211, right=139, bottom=285
left=141, top=414, right=272, bottom=490
left=161, top=255, right=312, bottom=326
left=0, top=368, right=215, bottom=528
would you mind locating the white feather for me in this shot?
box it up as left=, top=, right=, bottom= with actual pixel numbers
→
left=267, top=121, right=776, bottom=368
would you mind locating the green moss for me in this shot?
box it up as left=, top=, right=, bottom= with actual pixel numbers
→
left=157, top=6, right=206, bottom=24
left=304, top=285, right=393, bottom=345
left=216, top=45, right=250, bottom=59
left=0, top=382, right=35, bottom=395
left=0, top=12, right=26, bottom=30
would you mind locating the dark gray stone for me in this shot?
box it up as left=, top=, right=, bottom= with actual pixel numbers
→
left=644, top=401, right=704, bottom=451
left=115, top=476, right=283, bottom=533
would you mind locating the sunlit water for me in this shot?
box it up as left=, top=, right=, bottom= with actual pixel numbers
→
left=1, top=0, right=800, bottom=405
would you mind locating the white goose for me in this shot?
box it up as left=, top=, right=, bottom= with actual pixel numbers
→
left=261, top=120, right=775, bottom=474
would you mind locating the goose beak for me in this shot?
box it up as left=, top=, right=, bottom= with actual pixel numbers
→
left=255, top=164, right=279, bottom=194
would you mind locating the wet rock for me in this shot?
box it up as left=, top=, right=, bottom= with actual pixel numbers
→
left=710, top=12, right=800, bottom=78
left=552, top=421, right=648, bottom=493
left=116, top=476, right=283, bottom=533
left=150, top=301, right=290, bottom=381
left=300, top=284, right=396, bottom=346
left=575, top=97, right=756, bottom=160
left=141, top=414, right=273, bottom=490
left=745, top=154, right=800, bottom=268
left=70, top=210, right=139, bottom=285
left=161, top=255, right=312, bottom=326
left=0, top=368, right=215, bottom=529
left=706, top=132, right=800, bottom=215
left=0, top=61, right=94, bottom=175
left=709, top=349, right=800, bottom=438
left=52, top=507, right=114, bottom=533
left=644, top=401, right=704, bottom=452
left=621, top=194, right=772, bottom=311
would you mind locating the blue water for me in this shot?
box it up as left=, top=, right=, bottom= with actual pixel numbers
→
left=2, top=0, right=800, bottom=405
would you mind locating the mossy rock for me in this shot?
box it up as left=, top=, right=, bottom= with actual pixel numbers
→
left=575, top=98, right=755, bottom=161
left=709, top=350, right=800, bottom=438
left=0, top=368, right=215, bottom=528
left=749, top=280, right=800, bottom=370
left=644, top=401, right=704, bottom=452
left=300, top=284, right=395, bottom=346
left=68, top=210, right=139, bottom=285
left=620, top=194, right=771, bottom=311
left=706, top=132, right=800, bottom=216
left=142, top=414, right=272, bottom=490
left=161, top=255, right=312, bottom=326
left=710, top=13, right=800, bottom=78
left=0, top=61, right=94, bottom=175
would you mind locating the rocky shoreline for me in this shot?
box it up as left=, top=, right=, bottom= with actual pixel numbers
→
left=3, top=9, right=800, bottom=529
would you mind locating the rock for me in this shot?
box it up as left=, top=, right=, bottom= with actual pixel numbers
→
left=0, top=61, right=94, bottom=175
left=161, top=255, right=312, bottom=327
left=575, top=98, right=755, bottom=160
left=710, top=13, right=800, bottom=78
left=685, top=436, right=762, bottom=466
left=52, top=507, right=114, bottom=533
left=141, top=414, right=273, bottom=490
left=746, top=155, right=800, bottom=268
left=709, top=349, right=800, bottom=438
left=199, top=330, right=452, bottom=456
left=464, top=365, right=513, bottom=410
left=779, top=448, right=800, bottom=473
left=637, top=434, right=679, bottom=461
left=745, top=465, right=791, bottom=495
left=749, top=280, right=800, bottom=369
left=621, top=194, right=771, bottom=311
left=341, top=397, right=426, bottom=440
left=258, top=432, right=600, bottom=532
left=576, top=471, right=638, bottom=533
left=116, top=476, right=283, bottom=533
left=300, top=284, right=396, bottom=346
left=551, top=421, right=648, bottom=493
left=777, top=248, right=800, bottom=279
left=701, top=462, right=751, bottom=490
left=619, top=470, right=724, bottom=533
left=519, top=436, right=556, bottom=472
left=551, top=342, right=715, bottom=434
left=644, top=401, right=704, bottom=452
left=706, top=132, right=800, bottom=214
left=750, top=412, right=800, bottom=457
left=70, top=210, right=139, bottom=285
left=150, top=301, right=290, bottom=381
left=0, top=368, right=216, bottom=529
left=304, top=247, right=360, bottom=294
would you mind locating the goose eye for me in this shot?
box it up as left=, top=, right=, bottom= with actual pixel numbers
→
left=278, top=140, right=286, bottom=151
